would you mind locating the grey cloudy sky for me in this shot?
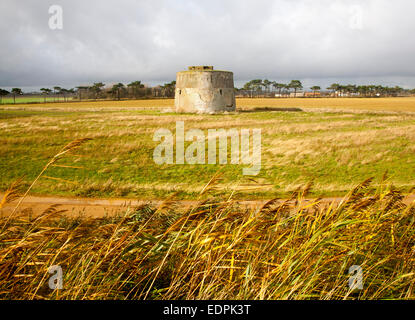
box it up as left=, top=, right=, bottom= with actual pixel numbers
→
left=1, top=0, right=415, bottom=91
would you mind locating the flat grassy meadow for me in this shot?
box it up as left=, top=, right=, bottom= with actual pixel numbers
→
left=238, top=97, right=415, bottom=112
left=0, top=97, right=414, bottom=200
left=0, top=96, right=73, bottom=104
left=1, top=97, right=415, bottom=300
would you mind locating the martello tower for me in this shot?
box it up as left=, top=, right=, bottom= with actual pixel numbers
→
left=175, top=66, right=236, bottom=113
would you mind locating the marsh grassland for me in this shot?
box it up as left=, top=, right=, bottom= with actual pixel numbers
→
left=1, top=98, right=414, bottom=199
left=1, top=176, right=414, bottom=299
left=0, top=97, right=414, bottom=300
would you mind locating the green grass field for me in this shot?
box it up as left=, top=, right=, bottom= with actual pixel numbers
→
left=1, top=98, right=414, bottom=300
left=0, top=96, right=73, bottom=104
left=0, top=98, right=414, bottom=199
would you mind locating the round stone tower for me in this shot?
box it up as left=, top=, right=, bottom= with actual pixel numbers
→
left=175, top=66, right=236, bottom=113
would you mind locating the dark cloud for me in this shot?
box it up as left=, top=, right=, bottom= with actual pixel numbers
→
left=1, top=0, right=415, bottom=90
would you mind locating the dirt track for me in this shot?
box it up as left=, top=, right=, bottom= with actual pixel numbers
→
left=1, top=193, right=414, bottom=218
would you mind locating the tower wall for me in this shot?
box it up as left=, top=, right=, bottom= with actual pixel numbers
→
left=175, top=67, right=236, bottom=113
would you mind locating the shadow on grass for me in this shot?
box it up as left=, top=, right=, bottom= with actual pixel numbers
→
left=239, top=107, right=303, bottom=113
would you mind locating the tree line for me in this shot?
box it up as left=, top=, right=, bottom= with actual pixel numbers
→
left=0, top=80, right=177, bottom=103
left=2, top=79, right=415, bottom=104
left=238, top=79, right=415, bottom=98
